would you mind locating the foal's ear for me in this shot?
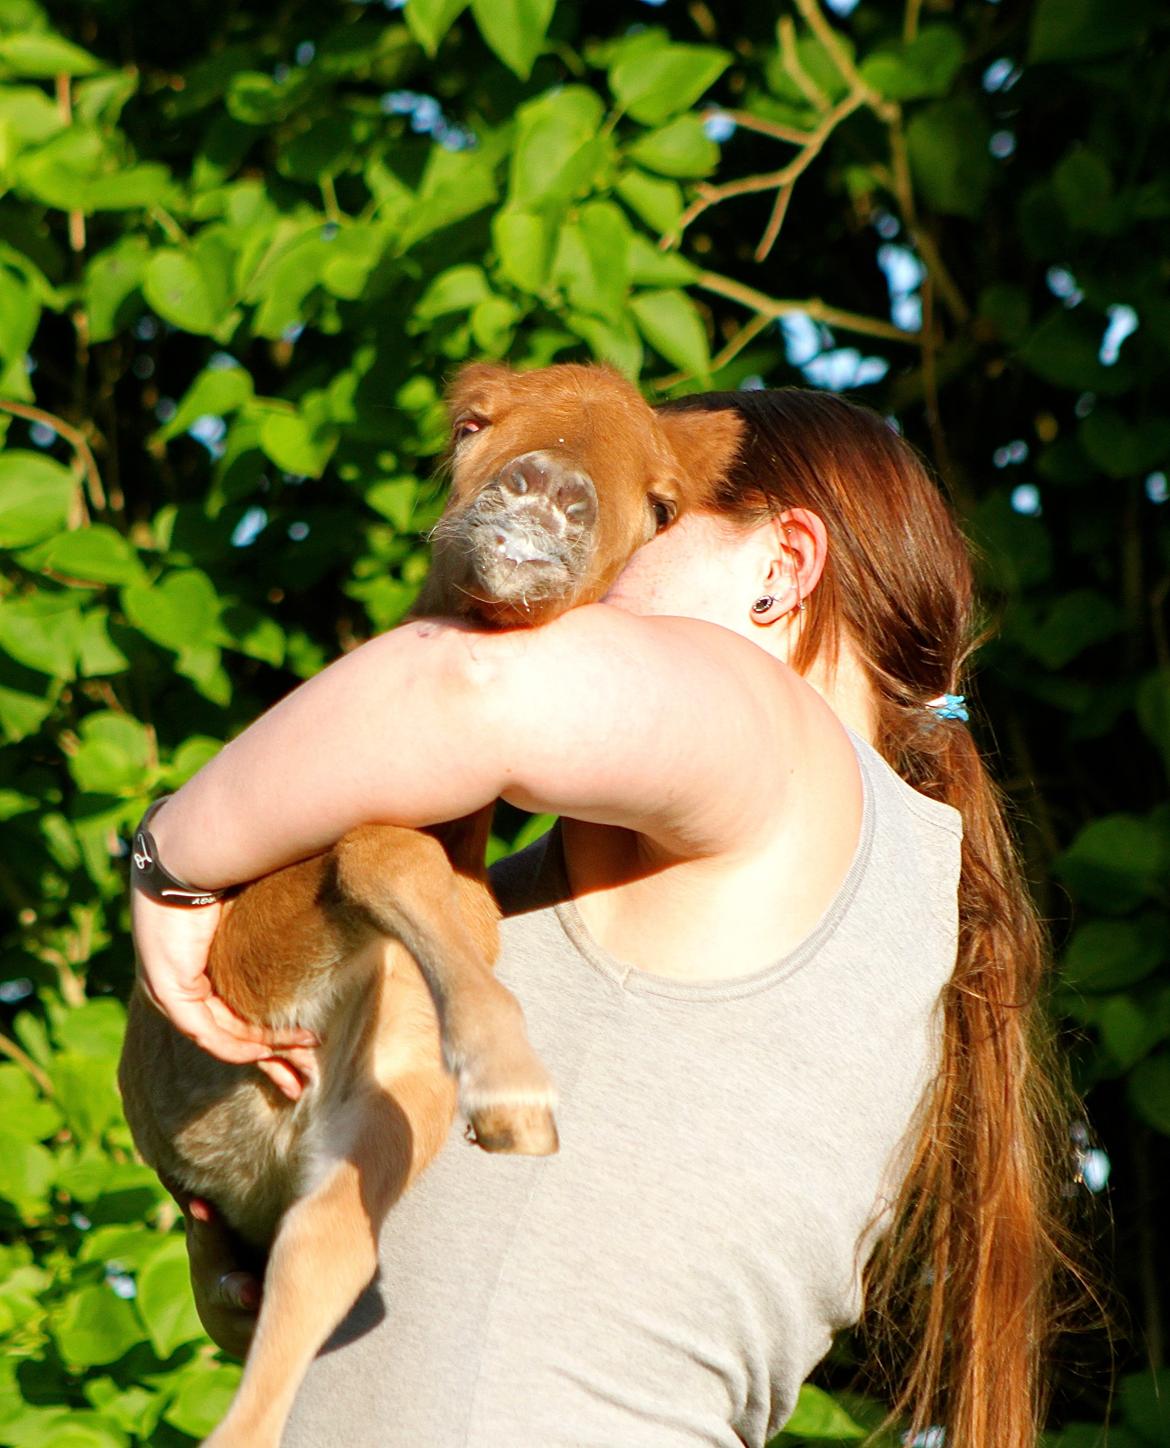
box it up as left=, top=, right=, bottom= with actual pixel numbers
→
left=445, top=362, right=513, bottom=413
left=655, top=407, right=744, bottom=504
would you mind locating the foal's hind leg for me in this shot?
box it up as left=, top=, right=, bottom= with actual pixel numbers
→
left=333, top=825, right=558, bottom=1155
left=204, top=1062, right=455, bottom=1448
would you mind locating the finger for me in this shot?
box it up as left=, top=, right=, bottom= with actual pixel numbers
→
left=205, top=996, right=318, bottom=1051
left=256, top=1057, right=305, bottom=1101
left=147, top=991, right=310, bottom=1065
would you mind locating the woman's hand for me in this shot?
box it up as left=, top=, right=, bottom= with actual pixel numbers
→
left=131, top=887, right=317, bottom=1073
left=178, top=1192, right=264, bottom=1359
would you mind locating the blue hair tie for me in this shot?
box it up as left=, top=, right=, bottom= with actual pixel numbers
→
left=926, top=693, right=969, bottom=722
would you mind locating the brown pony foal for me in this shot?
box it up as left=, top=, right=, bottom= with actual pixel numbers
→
left=119, top=363, right=742, bottom=1447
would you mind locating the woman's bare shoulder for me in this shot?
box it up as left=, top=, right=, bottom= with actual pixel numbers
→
left=477, top=603, right=851, bottom=859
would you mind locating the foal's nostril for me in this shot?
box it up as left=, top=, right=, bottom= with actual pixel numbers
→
left=557, top=475, right=597, bottom=528
left=501, top=456, right=544, bottom=495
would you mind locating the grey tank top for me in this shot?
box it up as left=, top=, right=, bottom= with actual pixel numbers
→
left=282, top=733, right=961, bottom=1447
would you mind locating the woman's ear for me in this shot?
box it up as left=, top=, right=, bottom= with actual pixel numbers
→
left=754, top=508, right=828, bottom=622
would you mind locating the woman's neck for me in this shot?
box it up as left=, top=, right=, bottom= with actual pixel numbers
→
left=793, top=636, right=878, bottom=748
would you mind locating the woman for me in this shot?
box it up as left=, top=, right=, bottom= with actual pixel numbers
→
left=132, top=388, right=1069, bottom=1447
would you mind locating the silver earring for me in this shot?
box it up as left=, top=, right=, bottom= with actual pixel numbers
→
left=751, top=595, right=776, bottom=615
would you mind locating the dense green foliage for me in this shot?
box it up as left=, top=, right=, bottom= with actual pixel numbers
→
left=0, top=0, right=1167, bottom=1442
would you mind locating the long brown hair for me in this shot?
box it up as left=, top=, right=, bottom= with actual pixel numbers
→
left=659, top=387, right=1075, bottom=1447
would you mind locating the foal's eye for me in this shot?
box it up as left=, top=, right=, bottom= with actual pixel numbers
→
left=649, top=496, right=676, bottom=533
left=453, top=416, right=487, bottom=443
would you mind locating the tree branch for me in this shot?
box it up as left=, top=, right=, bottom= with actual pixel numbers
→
left=0, top=1030, right=55, bottom=1098
left=0, top=399, right=107, bottom=512
left=697, top=270, right=924, bottom=347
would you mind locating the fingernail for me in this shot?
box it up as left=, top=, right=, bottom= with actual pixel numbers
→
left=189, top=1198, right=214, bottom=1223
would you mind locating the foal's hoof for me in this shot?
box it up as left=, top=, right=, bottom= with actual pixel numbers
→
left=467, top=1102, right=560, bottom=1156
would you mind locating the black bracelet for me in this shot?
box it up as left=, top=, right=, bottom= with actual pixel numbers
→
left=131, top=797, right=229, bottom=907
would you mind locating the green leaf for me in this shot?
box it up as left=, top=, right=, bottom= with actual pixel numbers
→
left=492, top=208, right=556, bottom=294
left=0, top=653, right=56, bottom=741
left=217, top=602, right=285, bottom=667
left=1062, top=916, right=1167, bottom=991
left=52, top=1053, right=123, bottom=1142
left=615, top=170, right=683, bottom=235
left=52, top=1282, right=145, bottom=1368
left=1019, top=312, right=1135, bottom=396
left=82, top=163, right=173, bottom=212
left=968, top=502, right=1047, bottom=591
left=0, top=83, right=64, bottom=149
left=400, top=145, right=499, bottom=251
left=552, top=201, right=632, bottom=322
left=121, top=568, right=221, bottom=652
left=906, top=98, right=994, bottom=219
left=82, top=1380, right=164, bottom=1440
left=610, top=36, right=731, bottom=126
left=0, top=1063, right=62, bottom=1141
left=860, top=26, right=964, bottom=101
left=627, top=233, right=697, bottom=287
left=1053, top=148, right=1114, bottom=225
left=0, top=1408, right=130, bottom=1448
left=53, top=996, right=127, bottom=1057
left=414, top=263, right=492, bottom=322
left=0, top=1127, right=54, bottom=1217
left=84, top=236, right=149, bottom=343
left=143, top=247, right=231, bottom=337
left=320, top=222, right=391, bottom=300
left=1055, top=816, right=1170, bottom=914
left=78, top=608, right=131, bottom=676
left=366, top=478, right=418, bottom=531
left=153, top=364, right=254, bottom=444
left=1080, top=409, right=1170, bottom=479
left=978, top=283, right=1030, bottom=345
left=565, top=311, right=643, bottom=376
left=0, top=452, right=76, bottom=546
left=404, top=0, right=469, bottom=56
left=0, top=31, right=101, bottom=77
left=509, top=87, right=606, bottom=210
left=782, top=1383, right=867, bottom=1439
left=626, top=115, right=718, bottom=178
left=258, top=410, right=337, bottom=478
left=0, top=265, right=41, bottom=363
left=1029, top=0, right=1155, bottom=62
left=68, top=711, right=152, bottom=794
left=630, top=288, right=710, bottom=376
left=135, top=1235, right=205, bottom=1359
left=1100, top=994, right=1165, bottom=1069
left=1020, top=589, right=1124, bottom=670
left=470, top=0, right=554, bottom=80
left=1119, top=1369, right=1170, bottom=1444
left=1136, top=671, right=1170, bottom=781
left=0, top=592, right=82, bottom=677
left=176, top=641, right=232, bottom=705
left=161, top=1359, right=242, bottom=1439
left=1130, top=1052, right=1170, bottom=1136
left=470, top=295, right=521, bottom=355
left=25, top=525, right=145, bottom=585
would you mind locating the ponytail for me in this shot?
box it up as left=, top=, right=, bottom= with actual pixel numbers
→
left=861, top=704, right=1071, bottom=1448
left=659, top=387, right=1079, bottom=1446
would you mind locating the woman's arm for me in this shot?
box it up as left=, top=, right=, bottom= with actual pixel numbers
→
left=151, top=604, right=800, bottom=883
left=136, top=604, right=811, bottom=1060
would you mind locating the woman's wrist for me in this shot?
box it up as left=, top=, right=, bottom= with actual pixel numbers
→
left=132, top=798, right=230, bottom=906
